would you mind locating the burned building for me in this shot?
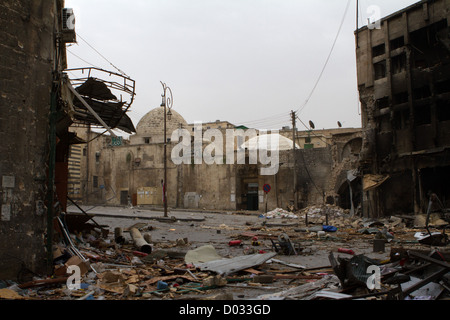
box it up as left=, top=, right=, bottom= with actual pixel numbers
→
left=356, top=0, right=450, bottom=217
left=0, top=1, right=136, bottom=281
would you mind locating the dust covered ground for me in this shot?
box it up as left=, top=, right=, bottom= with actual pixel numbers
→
left=2, top=204, right=449, bottom=302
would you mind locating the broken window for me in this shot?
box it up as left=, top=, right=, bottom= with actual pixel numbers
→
left=437, top=100, right=450, bottom=121
left=372, top=43, right=386, bottom=57
left=414, top=105, right=431, bottom=125
left=413, top=86, right=432, bottom=100
left=390, top=36, right=405, bottom=50
left=391, top=53, right=407, bottom=74
left=374, top=60, right=387, bottom=80
left=394, top=92, right=409, bottom=105
left=376, top=97, right=390, bottom=109
left=435, top=79, right=450, bottom=95
left=410, top=19, right=449, bottom=69
left=144, top=137, right=151, bottom=144
left=93, top=176, right=98, bottom=188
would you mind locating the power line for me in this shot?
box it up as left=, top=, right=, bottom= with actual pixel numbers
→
left=240, top=115, right=290, bottom=127
left=296, top=116, right=332, bottom=147
left=238, top=110, right=291, bottom=124
left=296, top=0, right=352, bottom=115
left=67, top=48, right=99, bottom=68
left=76, top=32, right=130, bottom=78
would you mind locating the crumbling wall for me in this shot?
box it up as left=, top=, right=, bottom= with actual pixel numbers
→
left=295, top=148, right=333, bottom=207
left=0, top=0, right=61, bottom=280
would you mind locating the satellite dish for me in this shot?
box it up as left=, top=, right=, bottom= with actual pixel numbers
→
left=309, top=121, right=315, bottom=130
left=337, top=121, right=342, bottom=128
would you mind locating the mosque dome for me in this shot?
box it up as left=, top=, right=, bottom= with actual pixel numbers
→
left=131, top=107, right=189, bottom=144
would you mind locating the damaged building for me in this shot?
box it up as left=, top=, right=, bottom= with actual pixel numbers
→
left=0, top=1, right=136, bottom=281
left=69, top=111, right=362, bottom=214
left=0, top=0, right=69, bottom=281
left=356, top=0, right=450, bottom=217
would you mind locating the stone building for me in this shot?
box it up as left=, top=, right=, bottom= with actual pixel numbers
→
left=356, top=0, right=450, bottom=217
left=0, top=1, right=137, bottom=281
left=70, top=106, right=362, bottom=214
left=0, top=0, right=69, bottom=280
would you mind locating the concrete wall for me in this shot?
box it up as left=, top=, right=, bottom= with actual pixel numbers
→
left=0, top=0, right=63, bottom=280
left=72, top=126, right=362, bottom=213
left=356, top=0, right=450, bottom=215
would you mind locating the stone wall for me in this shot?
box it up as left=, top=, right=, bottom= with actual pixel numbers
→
left=0, top=0, right=63, bottom=280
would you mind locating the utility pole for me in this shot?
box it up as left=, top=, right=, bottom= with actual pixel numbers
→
left=356, top=0, right=359, bottom=48
left=291, top=110, right=297, bottom=211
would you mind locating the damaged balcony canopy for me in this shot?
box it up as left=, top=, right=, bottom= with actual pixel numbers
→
left=63, top=67, right=136, bottom=135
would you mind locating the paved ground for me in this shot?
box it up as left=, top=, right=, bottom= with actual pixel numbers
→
left=67, top=204, right=391, bottom=266
left=66, top=204, right=396, bottom=300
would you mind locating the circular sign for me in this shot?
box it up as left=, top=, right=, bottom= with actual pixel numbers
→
left=263, top=184, right=271, bottom=193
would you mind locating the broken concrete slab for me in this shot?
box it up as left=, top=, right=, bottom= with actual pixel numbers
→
left=185, top=245, right=223, bottom=265
left=195, top=252, right=277, bottom=276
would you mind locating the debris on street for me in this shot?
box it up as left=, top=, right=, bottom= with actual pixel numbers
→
left=1, top=204, right=449, bottom=301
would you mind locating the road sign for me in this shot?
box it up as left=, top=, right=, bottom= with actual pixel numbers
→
left=111, top=136, right=123, bottom=146
left=263, top=184, right=271, bottom=193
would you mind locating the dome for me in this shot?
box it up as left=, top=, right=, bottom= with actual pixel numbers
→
left=242, top=134, right=300, bottom=151
left=136, top=107, right=188, bottom=137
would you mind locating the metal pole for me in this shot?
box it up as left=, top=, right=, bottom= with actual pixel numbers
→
left=356, top=0, right=359, bottom=48
left=160, top=81, right=173, bottom=218
left=164, top=99, right=168, bottom=217
left=291, top=111, right=297, bottom=211
left=67, top=81, right=117, bottom=137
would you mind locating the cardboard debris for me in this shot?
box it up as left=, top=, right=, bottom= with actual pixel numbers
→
left=0, top=288, right=26, bottom=300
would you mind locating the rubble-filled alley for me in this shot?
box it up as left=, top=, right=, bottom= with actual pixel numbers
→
left=1, top=205, right=449, bottom=301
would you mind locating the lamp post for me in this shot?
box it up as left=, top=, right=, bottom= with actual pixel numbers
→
left=160, top=81, right=173, bottom=217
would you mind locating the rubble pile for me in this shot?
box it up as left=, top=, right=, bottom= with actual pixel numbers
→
left=0, top=205, right=449, bottom=301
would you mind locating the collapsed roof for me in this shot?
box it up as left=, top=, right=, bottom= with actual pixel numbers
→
left=63, top=67, right=136, bottom=134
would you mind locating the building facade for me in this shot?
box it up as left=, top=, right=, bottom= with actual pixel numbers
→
left=70, top=107, right=362, bottom=214
left=356, top=0, right=450, bottom=217
left=0, top=0, right=68, bottom=280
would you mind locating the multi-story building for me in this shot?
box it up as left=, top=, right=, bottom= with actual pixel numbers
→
left=356, top=0, right=450, bottom=217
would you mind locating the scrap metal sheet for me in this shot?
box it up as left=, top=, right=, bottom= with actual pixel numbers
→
left=195, top=252, right=277, bottom=276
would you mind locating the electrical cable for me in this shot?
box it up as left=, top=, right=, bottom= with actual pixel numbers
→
left=296, top=0, right=352, bottom=115
left=243, top=0, right=352, bottom=128
left=240, top=117, right=291, bottom=129
left=291, top=118, right=325, bottom=199
left=296, top=116, right=333, bottom=147
left=75, top=32, right=130, bottom=77
left=67, top=48, right=100, bottom=68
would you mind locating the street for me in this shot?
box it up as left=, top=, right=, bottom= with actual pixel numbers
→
left=64, top=204, right=401, bottom=300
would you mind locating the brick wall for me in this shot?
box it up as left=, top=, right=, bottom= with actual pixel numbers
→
left=0, top=0, right=61, bottom=280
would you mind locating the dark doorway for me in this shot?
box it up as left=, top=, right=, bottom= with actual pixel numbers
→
left=420, top=166, right=450, bottom=209
left=246, top=183, right=259, bottom=211
left=338, top=178, right=361, bottom=213
left=120, top=190, right=129, bottom=206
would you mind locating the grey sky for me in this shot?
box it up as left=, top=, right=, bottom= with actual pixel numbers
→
left=65, top=0, right=419, bottom=133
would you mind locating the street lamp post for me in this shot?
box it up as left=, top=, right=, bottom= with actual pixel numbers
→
left=160, top=81, right=173, bottom=217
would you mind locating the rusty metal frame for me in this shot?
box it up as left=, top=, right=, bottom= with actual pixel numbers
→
left=65, top=67, right=136, bottom=132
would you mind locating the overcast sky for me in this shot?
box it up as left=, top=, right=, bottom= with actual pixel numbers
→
left=65, top=0, right=419, bottom=133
